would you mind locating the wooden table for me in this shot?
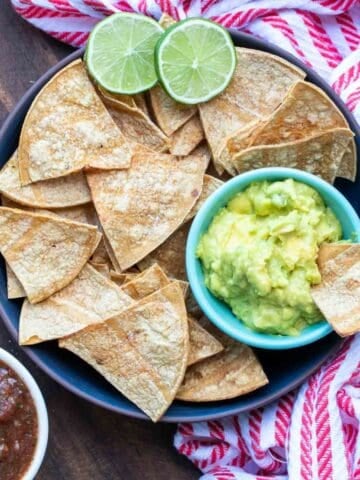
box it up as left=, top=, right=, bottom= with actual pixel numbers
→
left=0, top=3, right=198, bottom=478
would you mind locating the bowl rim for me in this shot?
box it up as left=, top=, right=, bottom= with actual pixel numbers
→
left=186, top=167, right=360, bottom=349
left=0, top=348, right=48, bottom=480
left=0, top=30, right=357, bottom=422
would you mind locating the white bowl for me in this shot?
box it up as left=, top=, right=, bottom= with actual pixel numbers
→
left=0, top=348, right=49, bottom=479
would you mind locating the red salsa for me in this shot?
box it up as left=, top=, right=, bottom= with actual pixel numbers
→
left=0, top=360, right=38, bottom=480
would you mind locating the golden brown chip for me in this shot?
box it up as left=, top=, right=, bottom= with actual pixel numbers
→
left=6, top=262, right=25, bottom=299
left=60, top=321, right=171, bottom=422
left=133, top=94, right=149, bottom=116
left=311, top=244, right=360, bottom=336
left=0, top=151, right=91, bottom=208
left=187, top=316, right=223, bottom=366
left=150, top=85, right=197, bottom=136
left=121, top=264, right=169, bottom=300
left=101, top=95, right=169, bottom=152
left=0, top=207, right=100, bottom=303
left=110, top=271, right=127, bottom=286
left=90, top=262, right=110, bottom=278
left=317, top=243, right=352, bottom=271
left=170, top=115, right=205, bottom=156
left=337, top=139, right=357, bottom=181
left=107, top=283, right=189, bottom=400
left=184, top=175, right=224, bottom=222
left=96, top=86, right=137, bottom=109
left=199, top=48, right=305, bottom=174
left=177, top=318, right=268, bottom=401
left=87, top=150, right=204, bottom=271
left=232, top=128, right=353, bottom=183
left=19, top=60, right=132, bottom=184
left=137, top=222, right=190, bottom=281
left=19, top=263, right=133, bottom=345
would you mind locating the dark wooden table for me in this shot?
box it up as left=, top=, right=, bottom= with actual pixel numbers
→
left=0, top=3, right=198, bottom=478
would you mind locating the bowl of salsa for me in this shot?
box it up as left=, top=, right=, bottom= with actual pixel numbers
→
left=0, top=348, right=48, bottom=480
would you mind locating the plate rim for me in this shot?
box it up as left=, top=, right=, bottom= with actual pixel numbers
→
left=0, top=29, right=356, bottom=423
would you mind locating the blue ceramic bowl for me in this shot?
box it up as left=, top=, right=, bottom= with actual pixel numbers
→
left=187, top=167, right=360, bottom=350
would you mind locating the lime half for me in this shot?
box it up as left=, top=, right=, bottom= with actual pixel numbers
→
left=86, top=13, right=163, bottom=94
left=155, top=18, right=237, bottom=104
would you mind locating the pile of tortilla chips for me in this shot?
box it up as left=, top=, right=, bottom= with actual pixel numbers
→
left=0, top=16, right=356, bottom=420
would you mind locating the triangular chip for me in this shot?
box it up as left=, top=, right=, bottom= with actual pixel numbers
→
left=87, top=150, right=204, bottom=271
left=138, top=222, right=190, bottom=281
left=187, top=316, right=223, bottom=366
left=109, top=282, right=189, bottom=399
left=110, top=271, right=127, bottom=286
left=311, top=244, right=360, bottom=336
left=337, top=139, right=357, bottom=181
left=184, top=175, right=224, bottom=222
left=90, top=262, right=110, bottom=278
left=101, top=95, right=169, bottom=152
left=60, top=320, right=171, bottom=422
left=176, top=318, right=268, bottom=401
left=232, top=128, right=353, bottom=183
left=0, top=207, right=100, bottom=303
left=317, top=243, right=352, bottom=271
left=19, top=263, right=133, bottom=344
left=6, top=262, right=25, bottom=299
left=150, top=85, right=196, bottom=136
left=96, top=85, right=137, bottom=109
left=19, top=60, right=132, bottom=184
left=170, top=115, right=205, bottom=156
left=199, top=48, right=305, bottom=174
left=0, top=151, right=91, bottom=208
left=121, top=264, right=169, bottom=300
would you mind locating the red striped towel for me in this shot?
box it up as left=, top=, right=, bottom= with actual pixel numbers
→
left=11, top=1, right=360, bottom=478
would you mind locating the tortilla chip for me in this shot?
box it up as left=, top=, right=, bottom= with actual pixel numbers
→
left=121, top=264, right=169, bottom=300
left=0, top=207, right=100, bottom=303
left=96, top=86, right=137, bottom=109
left=170, top=115, right=205, bottom=156
left=312, top=244, right=360, bottom=336
left=108, top=283, right=189, bottom=397
left=6, top=262, right=25, bottom=299
left=232, top=128, right=353, bottom=183
left=337, top=139, right=357, bottom=181
left=133, top=94, right=149, bottom=116
left=159, top=13, right=176, bottom=28
left=199, top=48, right=305, bottom=174
left=185, top=175, right=224, bottom=222
left=19, top=60, right=132, bottom=184
left=177, top=318, right=268, bottom=401
left=90, top=262, right=110, bottom=278
left=150, top=85, right=196, bottom=136
left=187, top=316, right=223, bottom=366
left=138, top=222, right=190, bottom=281
left=110, top=271, right=127, bottom=286
left=19, top=263, right=133, bottom=345
left=101, top=95, right=169, bottom=152
left=177, top=280, right=189, bottom=297
left=60, top=320, right=171, bottom=422
left=0, top=151, right=91, bottom=208
left=87, top=150, right=204, bottom=271
left=317, top=243, right=352, bottom=271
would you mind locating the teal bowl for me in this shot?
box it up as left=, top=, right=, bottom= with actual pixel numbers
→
left=186, top=167, right=360, bottom=350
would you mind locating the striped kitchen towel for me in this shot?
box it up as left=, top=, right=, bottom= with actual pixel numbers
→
left=11, top=1, right=360, bottom=479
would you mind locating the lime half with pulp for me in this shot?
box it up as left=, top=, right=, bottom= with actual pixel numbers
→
left=155, top=18, right=236, bottom=104
left=86, top=13, right=163, bottom=94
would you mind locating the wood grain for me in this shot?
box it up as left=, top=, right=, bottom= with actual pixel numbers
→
left=0, top=3, right=198, bottom=478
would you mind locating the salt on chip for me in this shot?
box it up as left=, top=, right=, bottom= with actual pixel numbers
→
left=19, top=263, right=133, bottom=345
left=0, top=207, right=100, bottom=303
left=19, top=60, right=132, bottom=184
left=187, top=316, right=223, bottom=366
left=170, top=115, right=205, bottom=156
left=177, top=318, right=268, bottom=401
left=311, top=244, right=360, bottom=336
left=232, top=128, right=353, bottom=183
left=60, top=320, right=171, bottom=422
left=87, top=150, right=204, bottom=271
left=199, top=48, right=305, bottom=174
left=149, top=85, right=197, bottom=136
left=137, top=222, right=190, bottom=281
left=101, top=95, right=169, bottom=153
left=0, top=151, right=91, bottom=208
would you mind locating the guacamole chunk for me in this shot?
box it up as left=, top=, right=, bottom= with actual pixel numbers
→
left=197, top=179, right=342, bottom=335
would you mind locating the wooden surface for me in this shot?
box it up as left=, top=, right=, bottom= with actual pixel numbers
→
left=0, top=3, right=198, bottom=478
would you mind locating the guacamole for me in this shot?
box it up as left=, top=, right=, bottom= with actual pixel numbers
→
left=197, top=179, right=342, bottom=335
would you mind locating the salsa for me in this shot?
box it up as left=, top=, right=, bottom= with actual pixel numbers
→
left=0, top=360, right=37, bottom=480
